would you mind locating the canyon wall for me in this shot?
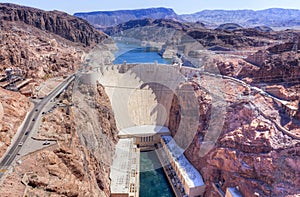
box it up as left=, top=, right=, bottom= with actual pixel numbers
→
left=244, top=42, right=300, bottom=84
left=0, top=3, right=107, bottom=83
left=0, top=3, right=107, bottom=46
left=0, top=88, right=30, bottom=158
left=0, top=4, right=117, bottom=196
left=171, top=79, right=300, bottom=196
left=0, top=82, right=118, bottom=197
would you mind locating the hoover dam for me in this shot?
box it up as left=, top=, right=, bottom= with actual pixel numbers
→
left=73, top=56, right=278, bottom=197
left=75, top=62, right=208, bottom=197
left=0, top=3, right=299, bottom=197
left=73, top=57, right=299, bottom=197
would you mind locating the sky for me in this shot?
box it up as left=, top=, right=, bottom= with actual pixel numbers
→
left=2, top=0, right=300, bottom=14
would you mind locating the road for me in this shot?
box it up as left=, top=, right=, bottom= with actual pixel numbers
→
left=0, top=74, right=76, bottom=178
left=183, top=66, right=295, bottom=108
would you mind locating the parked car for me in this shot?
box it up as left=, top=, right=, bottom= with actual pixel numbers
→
left=43, top=140, right=50, bottom=145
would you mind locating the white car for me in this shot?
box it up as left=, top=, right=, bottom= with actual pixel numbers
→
left=43, top=140, right=50, bottom=145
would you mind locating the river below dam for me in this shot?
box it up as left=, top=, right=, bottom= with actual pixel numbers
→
left=140, top=151, right=175, bottom=197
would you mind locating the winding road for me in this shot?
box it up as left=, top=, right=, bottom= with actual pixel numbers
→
left=0, top=74, right=76, bottom=179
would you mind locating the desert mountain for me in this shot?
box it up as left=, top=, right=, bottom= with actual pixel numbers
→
left=0, top=3, right=107, bottom=81
left=75, top=7, right=300, bottom=29
left=74, top=7, right=178, bottom=28
left=181, top=8, right=300, bottom=28
left=1, top=3, right=107, bottom=46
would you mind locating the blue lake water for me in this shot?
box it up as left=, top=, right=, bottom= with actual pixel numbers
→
left=113, top=44, right=171, bottom=64
left=140, top=151, right=175, bottom=197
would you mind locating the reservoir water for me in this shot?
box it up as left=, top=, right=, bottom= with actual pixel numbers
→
left=140, top=151, right=175, bottom=197
left=113, top=44, right=171, bottom=64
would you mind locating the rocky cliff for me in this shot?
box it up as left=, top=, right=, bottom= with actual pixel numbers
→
left=0, top=82, right=118, bottom=197
left=243, top=40, right=300, bottom=84
left=171, top=79, right=300, bottom=196
left=0, top=88, right=30, bottom=158
left=0, top=3, right=107, bottom=83
left=0, top=4, right=117, bottom=196
left=0, top=3, right=107, bottom=46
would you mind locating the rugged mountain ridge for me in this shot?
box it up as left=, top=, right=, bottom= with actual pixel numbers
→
left=181, top=8, right=300, bottom=28
left=104, top=18, right=277, bottom=50
left=74, top=7, right=178, bottom=28
left=0, top=3, right=107, bottom=46
left=104, top=18, right=205, bottom=35
left=75, top=7, right=300, bottom=29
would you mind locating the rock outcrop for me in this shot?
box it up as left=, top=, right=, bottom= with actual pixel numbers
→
left=0, top=22, right=83, bottom=81
left=254, top=26, right=273, bottom=33
left=0, top=4, right=117, bottom=196
left=0, top=3, right=107, bottom=46
left=0, top=88, right=30, bottom=158
left=173, top=79, right=300, bottom=196
left=244, top=42, right=300, bottom=84
left=0, top=81, right=118, bottom=197
left=215, top=23, right=243, bottom=31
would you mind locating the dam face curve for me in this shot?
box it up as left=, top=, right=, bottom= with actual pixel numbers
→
left=97, top=63, right=187, bottom=131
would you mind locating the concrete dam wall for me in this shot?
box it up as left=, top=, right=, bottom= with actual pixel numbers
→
left=96, top=63, right=186, bottom=130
